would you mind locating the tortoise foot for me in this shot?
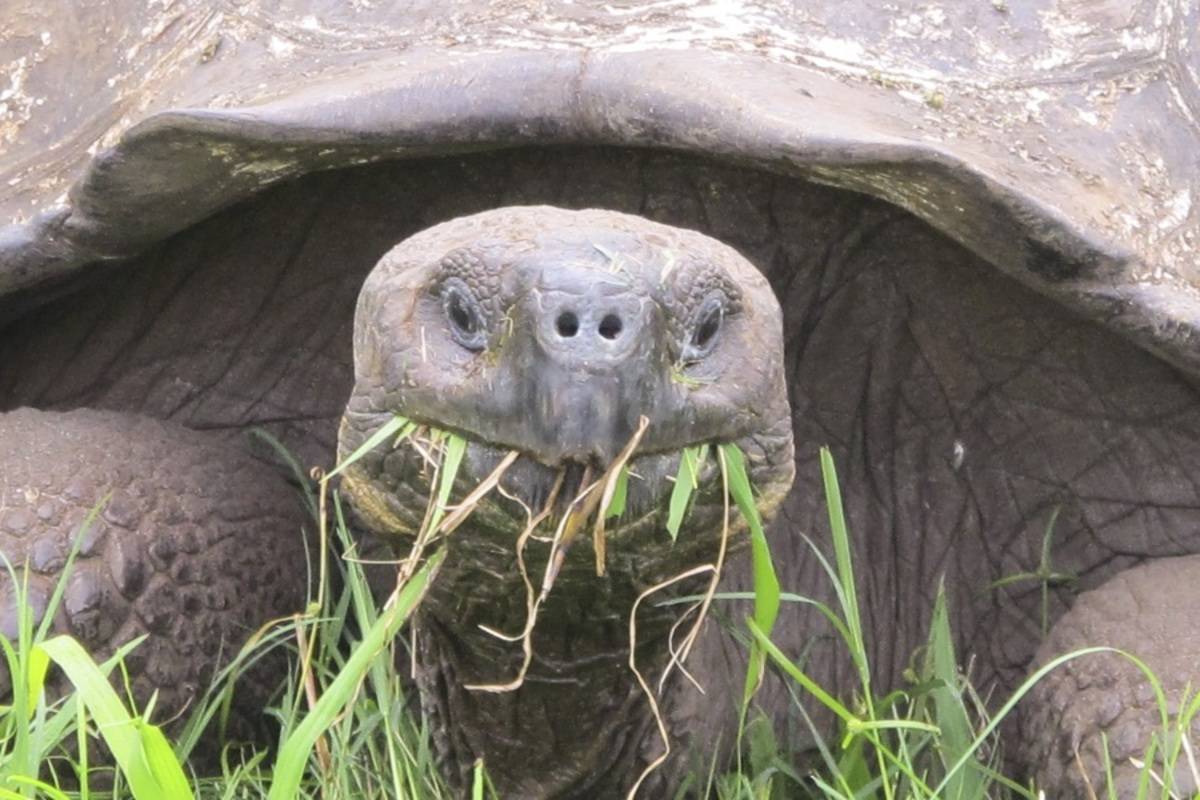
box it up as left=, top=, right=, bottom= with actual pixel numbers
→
left=1018, top=556, right=1200, bottom=797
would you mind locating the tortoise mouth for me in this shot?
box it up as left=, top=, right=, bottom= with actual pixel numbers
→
left=457, top=431, right=723, bottom=533
left=336, top=406, right=765, bottom=547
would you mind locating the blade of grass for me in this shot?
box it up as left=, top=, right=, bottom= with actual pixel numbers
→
left=139, top=724, right=193, bottom=799
left=819, top=447, right=867, bottom=682
left=2, top=777, right=70, bottom=800
left=428, top=434, right=467, bottom=534
left=666, top=445, right=705, bottom=541
left=927, top=581, right=986, bottom=800
left=473, top=760, right=485, bottom=800
left=818, top=447, right=895, bottom=800
left=266, top=550, right=443, bottom=800
left=605, top=467, right=630, bottom=519
left=37, top=635, right=193, bottom=800
left=592, top=416, right=649, bottom=576
left=326, top=416, right=413, bottom=480
left=718, top=444, right=780, bottom=703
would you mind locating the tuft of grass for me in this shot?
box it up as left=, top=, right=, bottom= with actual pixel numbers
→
left=0, top=415, right=470, bottom=799
left=715, top=446, right=1200, bottom=800
left=0, top=500, right=198, bottom=800
left=4, top=431, right=1199, bottom=800
left=266, top=415, right=472, bottom=800
left=37, top=636, right=192, bottom=800
left=265, top=548, right=442, bottom=800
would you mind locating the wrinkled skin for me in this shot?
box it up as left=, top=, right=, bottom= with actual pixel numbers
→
left=3, top=148, right=1200, bottom=796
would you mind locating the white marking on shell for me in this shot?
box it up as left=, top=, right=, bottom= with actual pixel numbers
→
left=810, top=36, right=867, bottom=63
left=268, top=35, right=296, bottom=58
left=0, top=57, right=34, bottom=146
left=1158, top=190, right=1192, bottom=233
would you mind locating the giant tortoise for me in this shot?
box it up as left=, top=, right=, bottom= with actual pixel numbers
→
left=2, top=1, right=1200, bottom=797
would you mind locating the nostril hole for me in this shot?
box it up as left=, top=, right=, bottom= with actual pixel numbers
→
left=556, top=311, right=579, bottom=338
left=598, top=314, right=623, bottom=340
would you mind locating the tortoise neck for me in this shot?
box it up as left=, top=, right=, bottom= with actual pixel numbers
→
left=411, top=537, right=690, bottom=798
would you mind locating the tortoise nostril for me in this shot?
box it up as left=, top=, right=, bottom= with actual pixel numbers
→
left=598, top=314, right=623, bottom=340
left=556, top=311, right=580, bottom=338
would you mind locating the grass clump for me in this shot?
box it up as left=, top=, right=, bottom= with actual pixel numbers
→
left=0, top=416, right=476, bottom=800
left=3, top=430, right=1199, bottom=800
left=713, top=447, right=1200, bottom=800
left=0, top=502, right=193, bottom=799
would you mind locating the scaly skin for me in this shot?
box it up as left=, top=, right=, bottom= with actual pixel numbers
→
left=0, top=408, right=310, bottom=754
left=1018, top=557, right=1200, bottom=796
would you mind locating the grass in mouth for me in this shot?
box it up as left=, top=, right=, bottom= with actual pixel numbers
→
left=2, top=425, right=1198, bottom=799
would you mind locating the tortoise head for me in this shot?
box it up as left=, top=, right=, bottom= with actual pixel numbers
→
left=337, top=206, right=793, bottom=567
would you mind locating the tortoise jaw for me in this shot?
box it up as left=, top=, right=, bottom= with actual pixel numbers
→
left=337, top=407, right=732, bottom=542
left=458, top=433, right=703, bottom=536
left=338, top=402, right=794, bottom=563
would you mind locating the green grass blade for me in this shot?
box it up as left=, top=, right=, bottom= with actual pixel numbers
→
left=75, top=697, right=89, bottom=800
left=819, top=447, right=867, bottom=683
left=744, top=619, right=857, bottom=727
left=267, top=550, right=443, bottom=800
left=851, top=719, right=939, bottom=736
left=666, top=446, right=704, bottom=541
left=24, top=645, right=49, bottom=718
left=139, top=723, right=193, bottom=798
left=655, top=591, right=855, bottom=653
left=473, top=760, right=485, bottom=800
left=2, top=776, right=71, bottom=800
left=719, top=444, right=780, bottom=702
left=22, top=636, right=147, bottom=778
left=326, top=415, right=412, bottom=480
left=605, top=466, right=630, bottom=519
left=37, top=635, right=193, bottom=800
left=927, top=581, right=985, bottom=800
left=430, top=434, right=468, bottom=533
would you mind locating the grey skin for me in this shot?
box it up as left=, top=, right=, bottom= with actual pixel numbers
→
left=4, top=145, right=1200, bottom=797
left=3, top=1, right=1200, bottom=796
left=336, top=206, right=794, bottom=796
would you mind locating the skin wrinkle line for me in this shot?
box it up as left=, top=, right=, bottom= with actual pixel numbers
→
left=201, top=221, right=348, bottom=424
left=129, top=237, right=213, bottom=375
left=39, top=278, right=123, bottom=405
left=235, top=312, right=344, bottom=427
left=98, top=225, right=230, bottom=414
left=215, top=196, right=328, bottom=404
left=775, top=207, right=890, bottom=378
left=57, top=238, right=215, bottom=414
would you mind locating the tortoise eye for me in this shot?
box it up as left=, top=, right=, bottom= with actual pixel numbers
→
left=682, top=295, right=724, bottom=362
left=441, top=280, right=487, bottom=351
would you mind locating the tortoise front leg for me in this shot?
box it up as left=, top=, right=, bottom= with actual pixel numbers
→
left=1018, top=556, right=1200, bottom=797
left=0, top=408, right=310, bottom=757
